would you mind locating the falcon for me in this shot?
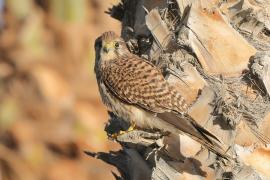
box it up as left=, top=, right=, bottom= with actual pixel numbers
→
left=94, top=31, right=228, bottom=158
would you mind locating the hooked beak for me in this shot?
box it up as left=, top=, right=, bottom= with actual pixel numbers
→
left=103, top=42, right=114, bottom=53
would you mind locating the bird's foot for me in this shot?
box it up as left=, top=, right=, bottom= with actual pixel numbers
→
left=111, top=121, right=136, bottom=139
left=127, top=120, right=136, bottom=132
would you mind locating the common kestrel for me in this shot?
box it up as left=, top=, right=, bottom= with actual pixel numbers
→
left=94, top=31, right=228, bottom=158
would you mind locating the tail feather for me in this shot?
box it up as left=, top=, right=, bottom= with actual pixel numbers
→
left=157, top=112, right=231, bottom=159
left=189, top=116, right=221, bottom=144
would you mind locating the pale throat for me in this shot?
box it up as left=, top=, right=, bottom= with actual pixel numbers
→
left=100, top=50, right=118, bottom=61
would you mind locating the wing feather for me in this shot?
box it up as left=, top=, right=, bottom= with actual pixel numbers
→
left=102, top=55, right=230, bottom=158
left=102, top=56, right=174, bottom=113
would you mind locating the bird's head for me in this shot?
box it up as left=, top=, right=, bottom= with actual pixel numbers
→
left=94, top=31, right=128, bottom=63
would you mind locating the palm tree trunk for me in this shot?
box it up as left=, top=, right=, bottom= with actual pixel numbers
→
left=87, top=0, right=270, bottom=179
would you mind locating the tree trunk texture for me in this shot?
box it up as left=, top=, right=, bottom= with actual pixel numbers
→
left=86, top=0, right=270, bottom=179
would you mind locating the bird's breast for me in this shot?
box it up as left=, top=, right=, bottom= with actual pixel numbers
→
left=98, top=81, right=155, bottom=128
left=98, top=82, right=132, bottom=121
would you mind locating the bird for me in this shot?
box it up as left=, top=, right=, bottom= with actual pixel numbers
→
left=94, top=31, right=229, bottom=159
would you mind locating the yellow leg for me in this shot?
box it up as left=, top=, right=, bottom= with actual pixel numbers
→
left=127, top=120, right=136, bottom=132
left=111, top=121, right=136, bottom=138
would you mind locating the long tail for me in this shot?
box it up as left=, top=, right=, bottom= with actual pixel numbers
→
left=157, top=112, right=232, bottom=159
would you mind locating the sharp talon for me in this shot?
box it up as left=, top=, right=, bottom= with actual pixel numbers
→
left=109, top=121, right=136, bottom=139
left=119, top=130, right=126, bottom=135
left=111, top=133, right=118, bottom=139
left=127, top=121, right=136, bottom=132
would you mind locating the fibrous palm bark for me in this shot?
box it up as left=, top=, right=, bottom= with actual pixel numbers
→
left=87, top=0, right=270, bottom=179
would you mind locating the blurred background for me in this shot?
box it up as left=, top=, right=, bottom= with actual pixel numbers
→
left=0, top=0, right=121, bottom=179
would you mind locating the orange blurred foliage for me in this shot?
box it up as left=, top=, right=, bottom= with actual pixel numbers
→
left=0, top=0, right=121, bottom=179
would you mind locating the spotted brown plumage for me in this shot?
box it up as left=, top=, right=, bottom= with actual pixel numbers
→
left=102, top=55, right=188, bottom=113
left=94, top=31, right=229, bottom=159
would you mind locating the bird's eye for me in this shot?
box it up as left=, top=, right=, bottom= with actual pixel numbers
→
left=115, top=42, right=119, bottom=48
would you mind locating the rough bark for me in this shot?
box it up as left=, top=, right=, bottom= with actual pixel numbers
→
left=87, top=0, right=270, bottom=179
